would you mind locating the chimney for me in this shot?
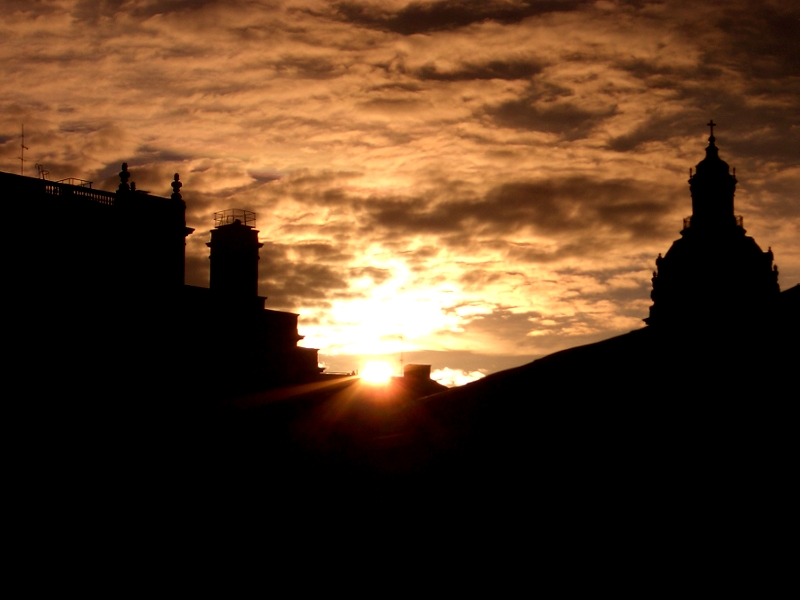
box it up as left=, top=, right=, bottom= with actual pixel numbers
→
left=403, top=364, right=432, bottom=381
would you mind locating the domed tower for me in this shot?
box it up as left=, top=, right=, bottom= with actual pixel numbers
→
left=647, top=122, right=780, bottom=327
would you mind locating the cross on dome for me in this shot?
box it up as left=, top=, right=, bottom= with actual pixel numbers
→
left=707, top=119, right=717, bottom=145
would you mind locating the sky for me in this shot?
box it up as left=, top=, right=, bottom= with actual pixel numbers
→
left=2, top=0, right=798, bottom=384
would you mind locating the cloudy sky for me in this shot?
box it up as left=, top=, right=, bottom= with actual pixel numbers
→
left=2, top=0, right=798, bottom=384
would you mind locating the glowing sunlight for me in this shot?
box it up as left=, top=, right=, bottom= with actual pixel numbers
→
left=360, top=361, right=393, bottom=385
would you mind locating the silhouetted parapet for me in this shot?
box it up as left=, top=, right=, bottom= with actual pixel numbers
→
left=647, top=124, right=780, bottom=326
left=1, top=163, right=192, bottom=296
left=207, top=209, right=263, bottom=298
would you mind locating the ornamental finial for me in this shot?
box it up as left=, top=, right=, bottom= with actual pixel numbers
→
left=171, top=173, right=183, bottom=200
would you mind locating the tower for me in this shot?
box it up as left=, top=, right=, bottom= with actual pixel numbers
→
left=647, top=122, right=780, bottom=326
left=207, top=209, right=263, bottom=298
left=200, top=208, right=322, bottom=390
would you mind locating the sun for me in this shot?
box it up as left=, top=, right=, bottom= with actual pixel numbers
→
left=361, top=361, right=393, bottom=385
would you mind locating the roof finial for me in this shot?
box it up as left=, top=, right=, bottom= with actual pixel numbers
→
left=171, top=173, right=183, bottom=201
left=118, top=162, right=131, bottom=192
left=707, top=119, right=716, bottom=145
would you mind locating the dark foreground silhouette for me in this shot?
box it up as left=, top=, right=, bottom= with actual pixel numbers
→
left=169, top=126, right=798, bottom=490
left=9, top=126, right=799, bottom=552
left=188, top=294, right=797, bottom=484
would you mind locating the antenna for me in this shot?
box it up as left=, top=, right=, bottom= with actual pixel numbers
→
left=399, top=331, right=405, bottom=375
left=19, top=124, right=29, bottom=176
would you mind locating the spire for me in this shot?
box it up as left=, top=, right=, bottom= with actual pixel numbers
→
left=701, top=119, right=722, bottom=162
left=695, top=120, right=729, bottom=173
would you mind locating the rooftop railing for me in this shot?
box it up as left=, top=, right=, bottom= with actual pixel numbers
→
left=56, top=177, right=93, bottom=188
left=2, top=170, right=183, bottom=211
left=214, top=208, right=256, bottom=228
left=44, top=180, right=115, bottom=205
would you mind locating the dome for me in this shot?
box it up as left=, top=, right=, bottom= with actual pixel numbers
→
left=646, top=122, right=780, bottom=326
left=694, top=134, right=732, bottom=177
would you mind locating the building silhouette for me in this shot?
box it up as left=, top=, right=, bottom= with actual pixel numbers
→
left=6, top=125, right=796, bottom=490
left=198, top=124, right=795, bottom=485
left=4, top=123, right=796, bottom=542
left=647, top=122, right=781, bottom=326
left=3, top=163, right=321, bottom=402
left=184, top=208, right=322, bottom=396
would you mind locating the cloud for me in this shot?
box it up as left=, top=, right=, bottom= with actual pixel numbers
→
left=349, top=266, right=393, bottom=284
left=415, top=59, right=543, bottom=81
left=488, top=98, right=615, bottom=137
left=259, top=241, right=355, bottom=309
left=72, top=0, right=244, bottom=22
left=332, top=0, right=588, bottom=35
left=713, top=1, right=800, bottom=80
left=361, top=177, right=673, bottom=243
left=431, top=367, right=485, bottom=387
left=2, top=0, right=798, bottom=376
